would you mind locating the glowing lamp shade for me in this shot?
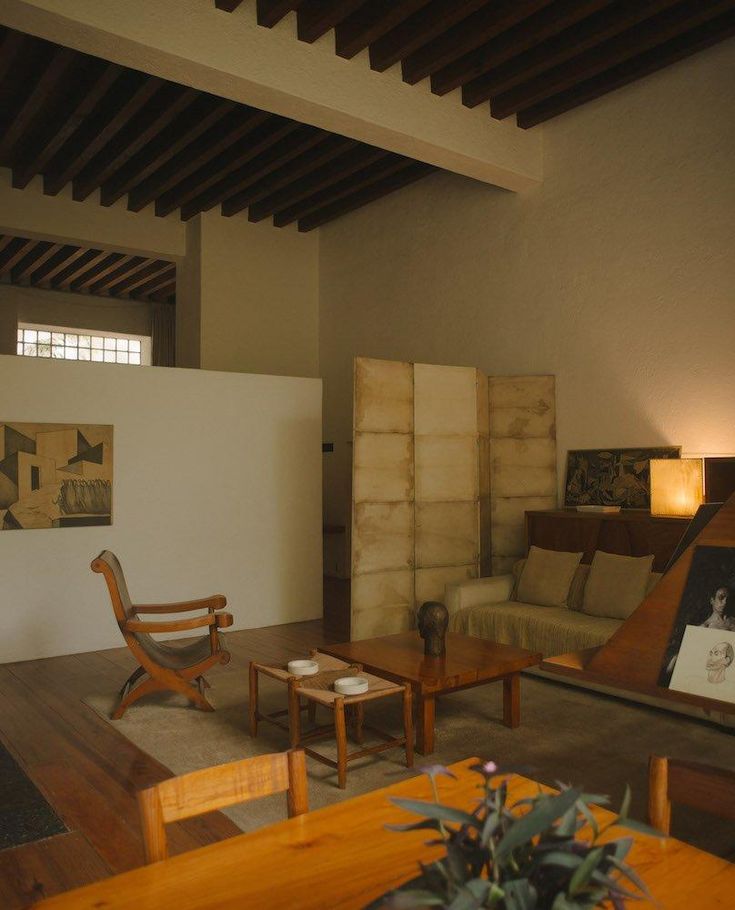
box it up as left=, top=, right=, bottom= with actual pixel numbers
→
left=650, top=458, right=704, bottom=517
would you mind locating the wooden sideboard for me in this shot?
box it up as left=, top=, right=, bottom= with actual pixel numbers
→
left=525, top=509, right=689, bottom=573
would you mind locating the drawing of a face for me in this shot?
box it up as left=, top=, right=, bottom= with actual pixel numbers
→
left=706, top=641, right=734, bottom=684
left=710, top=587, right=729, bottom=614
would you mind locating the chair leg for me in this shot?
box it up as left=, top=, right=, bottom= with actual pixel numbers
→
left=335, top=697, right=347, bottom=790
left=119, top=665, right=146, bottom=699
left=249, top=662, right=259, bottom=737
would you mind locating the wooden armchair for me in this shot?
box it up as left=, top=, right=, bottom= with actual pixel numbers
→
left=92, top=550, right=233, bottom=719
left=137, top=749, right=308, bottom=863
left=648, top=754, right=735, bottom=835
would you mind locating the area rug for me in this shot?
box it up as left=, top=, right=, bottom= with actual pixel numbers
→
left=0, top=741, right=66, bottom=850
left=85, top=666, right=735, bottom=858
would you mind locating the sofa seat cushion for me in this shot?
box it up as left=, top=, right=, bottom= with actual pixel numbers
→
left=450, top=601, right=622, bottom=658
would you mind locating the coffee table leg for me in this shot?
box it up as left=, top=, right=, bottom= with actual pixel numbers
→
left=416, top=691, right=435, bottom=755
left=503, top=673, right=520, bottom=728
left=248, top=662, right=258, bottom=737
left=287, top=682, right=302, bottom=748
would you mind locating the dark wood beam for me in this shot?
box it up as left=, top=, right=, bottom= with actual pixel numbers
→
left=109, top=261, right=172, bottom=296
left=215, top=0, right=245, bottom=10
left=431, top=0, right=612, bottom=99
left=401, top=0, right=552, bottom=84
left=11, top=241, right=64, bottom=283
left=256, top=0, right=305, bottom=27
left=297, top=161, right=434, bottom=231
left=274, top=154, right=414, bottom=227
left=0, top=236, right=14, bottom=257
left=149, top=282, right=177, bottom=303
left=297, top=0, right=367, bottom=43
left=221, top=135, right=356, bottom=216
left=12, top=62, right=121, bottom=190
left=492, top=0, right=734, bottom=119
left=0, top=238, right=37, bottom=275
left=180, top=126, right=325, bottom=220
left=70, top=252, right=127, bottom=292
left=0, top=29, right=26, bottom=103
left=463, top=0, right=681, bottom=106
left=44, top=72, right=162, bottom=195
left=101, top=99, right=235, bottom=207
left=369, top=0, right=489, bottom=72
left=89, top=257, right=148, bottom=295
left=249, top=145, right=388, bottom=222
left=517, top=9, right=735, bottom=127
left=156, top=118, right=299, bottom=217
left=72, top=86, right=197, bottom=201
left=127, top=108, right=270, bottom=213
left=52, top=249, right=110, bottom=289
left=32, top=246, right=88, bottom=286
left=335, top=0, right=431, bottom=59
left=0, top=47, right=76, bottom=165
left=131, top=269, right=177, bottom=299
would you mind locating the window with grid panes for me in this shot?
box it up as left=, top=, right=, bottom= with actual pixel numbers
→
left=16, top=325, right=151, bottom=365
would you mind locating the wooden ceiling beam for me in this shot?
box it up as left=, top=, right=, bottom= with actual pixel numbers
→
left=215, top=0, right=245, bottom=10
left=109, top=261, right=172, bottom=296
left=335, top=0, right=432, bottom=59
left=11, top=241, right=63, bottom=283
left=149, top=282, right=177, bottom=303
left=221, top=134, right=356, bottom=216
left=462, top=0, right=682, bottom=106
left=296, top=0, right=367, bottom=44
left=130, top=269, right=177, bottom=299
left=12, top=61, right=121, bottom=190
left=401, top=0, right=552, bottom=85
left=256, top=0, right=305, bottom=27
left=431, top=0, right=612, bottom=99
left=180, top=125, right=325, bottom=220
left=100, top=99, right=235, bottom=207
left=368, top=0, right=489, bottom=72
left=44, top=72, right=162, bottom=196
left=0, top=47, right=77, bottom=166
left=72, top=86, right=198, bottom=202
left=249, top=145, right=388, bottom=222
left=89, top=256, right=148, bottom=295
left=0, top=238, right=37, bottom=275
left=32, top=246, right=88, bottom=285
left=492, top=0, right=734, bottom=119
left=70, top=252, right=127, bottom=292
left=52, top=249, right=110, bottom=289
left=297, top=161, right=435, bottom=231
left=274, top=154, right=414, bottom=227
left=127, top=107, right=270, bottom=212
left=157, top=118, right=299, bottom=217
left=517, top=9, right=735, bottom=127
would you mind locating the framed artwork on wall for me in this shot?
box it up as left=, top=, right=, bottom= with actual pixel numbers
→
left=563, top=446, right=680, bottom=509
left=0, top=422, right=113, bottom=530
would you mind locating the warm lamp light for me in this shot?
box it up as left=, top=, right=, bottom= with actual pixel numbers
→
left=650, top=458, right=704, bottom=517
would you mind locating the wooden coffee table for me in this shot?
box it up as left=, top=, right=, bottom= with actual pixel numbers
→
left=322, top=632, right=541, bottom=755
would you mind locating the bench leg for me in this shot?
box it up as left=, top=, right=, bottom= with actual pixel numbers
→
left=335, top=697, right=347, bottom=789
left=503, top=673, right=520, bottom=728
left=288, top=682, right=302, bottom=748
left=248, top=662, right=259, bottom=737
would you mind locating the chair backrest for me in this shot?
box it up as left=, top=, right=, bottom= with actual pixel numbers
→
left=648, top=754, right=735, bottom=835
left=91, top=550, right=135, bottom=622
left=137, top=749, right=308, bottom=863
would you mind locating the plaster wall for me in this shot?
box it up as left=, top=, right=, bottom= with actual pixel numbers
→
left=0, top=354, right=322, bottom=662
left=319, top=40, right=735, bottom=524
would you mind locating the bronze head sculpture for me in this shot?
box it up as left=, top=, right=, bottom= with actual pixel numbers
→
left=417, top=600, right=449, bottom=657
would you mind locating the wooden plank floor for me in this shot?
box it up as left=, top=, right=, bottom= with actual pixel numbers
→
left=0, top=620, right=331, bottom=908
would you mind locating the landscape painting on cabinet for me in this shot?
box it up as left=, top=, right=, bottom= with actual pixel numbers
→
left=0, top=422, right=113, bottom=530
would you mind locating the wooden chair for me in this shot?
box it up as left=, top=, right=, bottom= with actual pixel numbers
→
left=137, top=749, right=308, bottom=862
left=648, top=754, right=735, bottom=835
left=92, top=550, right=233, bottom=719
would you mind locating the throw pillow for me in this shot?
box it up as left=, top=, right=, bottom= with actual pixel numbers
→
left=582, top=551, right=654, bottom=620
left=516, top=546, right=583, bottom=608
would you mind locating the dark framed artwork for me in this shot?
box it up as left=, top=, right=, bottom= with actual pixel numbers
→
left=658, top=545, right=735, bottom=688
left=564, top=446, right=680, bottom=509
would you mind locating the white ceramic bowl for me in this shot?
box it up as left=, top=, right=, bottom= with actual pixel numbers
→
left=288, top=659, right=319, bottom=676
left=334, top=676, right=369, bottom=695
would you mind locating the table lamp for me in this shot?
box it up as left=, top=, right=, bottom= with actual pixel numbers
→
left=650, top=458, right=704, bottom=517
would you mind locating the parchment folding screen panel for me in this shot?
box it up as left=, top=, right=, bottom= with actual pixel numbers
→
left=489, top=376, right=556, bottom=575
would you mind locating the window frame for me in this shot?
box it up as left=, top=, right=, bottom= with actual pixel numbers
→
left=16, top=322, right=152, bottom=366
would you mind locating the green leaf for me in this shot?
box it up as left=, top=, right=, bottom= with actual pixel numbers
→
left=569, top=846, right=604, bottom=895
left=386, top=818, right=441, bottom=833
left=480, top=810, right=500, bottom=846
left=387, top=889, right=447, bottom=908
left=496, top=789, right=581, bottom=860
left=550, top=894, right=584, bottom=910
left=607, top=855, right=652, bottom=898
left=391, top=797, right=480, bottom=829
left=502, top=878, right=538, bottom=910
left=575, top=799, right=599, bottom=840
left=446, top=878, right=490, bottom=910
left=619, top=785, right=631, bottom=821
left=612, top=816, right=666, bottom=838
left=538, top=851, right=584, bottom=870
left=555, top=805, right=578, bottom=838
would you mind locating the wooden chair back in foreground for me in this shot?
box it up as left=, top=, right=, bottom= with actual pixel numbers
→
left=92, top=550, right=233, bottom=718
left=137, top=750, right=308, bottom=863
left=648, top=754, right=735, bottom=835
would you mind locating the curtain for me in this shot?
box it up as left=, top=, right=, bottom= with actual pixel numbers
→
left=151, top=302, right=175, bottom=367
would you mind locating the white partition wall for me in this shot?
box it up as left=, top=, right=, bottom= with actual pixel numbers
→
left=0, top=355, right=322, bottom=662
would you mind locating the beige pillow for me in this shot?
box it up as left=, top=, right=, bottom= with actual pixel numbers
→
left=582, top=551, right=654, bottom=620
left=516, top=546, right=583, bottom=608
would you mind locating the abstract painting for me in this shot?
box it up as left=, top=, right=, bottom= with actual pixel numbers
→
left=563, top=446, right=680, bottom=509
left=0, top=422, right=112, bottom=530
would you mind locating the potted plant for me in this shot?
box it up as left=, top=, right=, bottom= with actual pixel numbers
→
left=381, top=762, right=657, bottom=910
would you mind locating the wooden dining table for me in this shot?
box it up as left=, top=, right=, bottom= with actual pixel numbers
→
left=32, top=757, right=735, bottom=909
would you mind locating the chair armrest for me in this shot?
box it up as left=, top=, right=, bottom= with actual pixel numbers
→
left=133, top=595, right=227, bottom=613
left=123, top=614, right=217, bottom=633
left=445, top=574, right=515, bottom=617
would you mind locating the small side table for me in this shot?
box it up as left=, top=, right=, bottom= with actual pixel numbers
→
left=249, top=652, right=413, bottom=789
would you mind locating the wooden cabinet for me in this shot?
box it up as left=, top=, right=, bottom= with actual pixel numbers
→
left=524, top=509, right=689, bottom=573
